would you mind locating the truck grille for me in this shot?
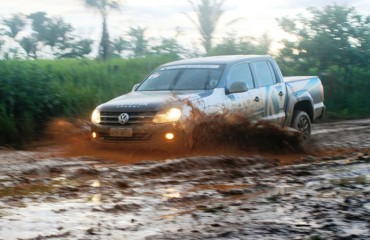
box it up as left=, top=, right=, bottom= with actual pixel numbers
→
left=100, top=111, right=156, bottom=126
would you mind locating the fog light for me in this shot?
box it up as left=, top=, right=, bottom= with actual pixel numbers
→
left=165, top=133, right=175, bottom=140
left=92, top=132, right=97, bottom=139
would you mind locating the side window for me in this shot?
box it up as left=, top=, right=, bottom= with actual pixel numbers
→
left=252, top=61, right=277, bottom=87
left=226, top=63, right=255, bottom=92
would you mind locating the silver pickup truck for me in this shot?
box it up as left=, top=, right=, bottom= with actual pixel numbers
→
left=91, top=55, right=325, bottom=149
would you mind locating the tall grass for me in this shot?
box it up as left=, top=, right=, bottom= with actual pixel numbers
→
left=0, top=55, right=178, bottom=147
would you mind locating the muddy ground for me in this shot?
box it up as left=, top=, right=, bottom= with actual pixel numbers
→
left=0, top=119, right=369, bottom=240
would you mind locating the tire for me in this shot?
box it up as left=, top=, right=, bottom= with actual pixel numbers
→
left=291, top=111, right=311, bottom=140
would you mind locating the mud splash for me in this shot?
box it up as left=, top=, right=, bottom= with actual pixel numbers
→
left=41, top=110, right=304, bottom=164
left=189, top=110, right=303, bottom=152
left=41, top=118, right=172, bottom=163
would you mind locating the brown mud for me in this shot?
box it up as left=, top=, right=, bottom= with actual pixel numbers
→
left=191, top=112, right=303, bottom=153
left=0, top=117, right=369, bottom=239
left=40, top=117, right=365, bottom=165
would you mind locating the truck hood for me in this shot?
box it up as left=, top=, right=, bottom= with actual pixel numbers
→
left=98, top=90, right=212, bottom=112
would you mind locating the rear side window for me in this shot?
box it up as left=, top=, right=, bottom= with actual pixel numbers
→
left=252, top=61, right=276, bottom=87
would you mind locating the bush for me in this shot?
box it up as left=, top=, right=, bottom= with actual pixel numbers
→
left=0, top=60, right=59, bottom=146
left=0, top=55, right=177, bottom=147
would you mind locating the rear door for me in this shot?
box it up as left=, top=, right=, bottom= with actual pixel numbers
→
left=224, top=62, right=264, bottom=119
left=251, top=60, right=287, bottom=125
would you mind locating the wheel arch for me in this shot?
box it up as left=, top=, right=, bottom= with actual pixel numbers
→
left=293, top=100, right=314, bottom=123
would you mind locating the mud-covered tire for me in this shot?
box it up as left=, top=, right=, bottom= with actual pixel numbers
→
left=291, top=111, right=311, bottom=140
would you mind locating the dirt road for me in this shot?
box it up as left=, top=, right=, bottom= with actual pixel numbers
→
left=0, top=119, right=369, bottom=239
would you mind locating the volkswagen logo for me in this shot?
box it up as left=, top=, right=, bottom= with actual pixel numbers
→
left=118, top=113, right=130, bottom=125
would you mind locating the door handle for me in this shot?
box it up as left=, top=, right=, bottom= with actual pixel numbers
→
left=254, top=96, right=260, bottom=102
left=278, top=91, right=284, bottom=96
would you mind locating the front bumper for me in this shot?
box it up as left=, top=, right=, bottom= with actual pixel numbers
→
left=91, top=122, right=189, bottom=149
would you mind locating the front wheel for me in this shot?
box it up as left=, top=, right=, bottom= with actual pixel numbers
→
left=291, top=111, right=311, bottom=140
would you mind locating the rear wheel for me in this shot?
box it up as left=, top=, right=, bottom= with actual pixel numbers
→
left=291, top=111, right=311, bottom=140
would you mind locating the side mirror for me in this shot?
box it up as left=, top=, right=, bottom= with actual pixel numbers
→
left=226, top=81, right=248, bottom=94
left=132, top=83, right=140, bottom=92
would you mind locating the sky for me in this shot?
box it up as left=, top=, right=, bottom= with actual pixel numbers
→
left=0, top=0, right=369, bottom=54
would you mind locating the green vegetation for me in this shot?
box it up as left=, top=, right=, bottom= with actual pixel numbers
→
left=276, top=4, right=370, bottom=119
left=0, top=55, right=178, bottom=146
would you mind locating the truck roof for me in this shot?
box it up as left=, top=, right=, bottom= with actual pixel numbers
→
left=161, top=55, right=272, bottom=66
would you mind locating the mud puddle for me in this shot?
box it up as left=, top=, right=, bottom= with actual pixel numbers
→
left=0, top=151, right=369, bottom=239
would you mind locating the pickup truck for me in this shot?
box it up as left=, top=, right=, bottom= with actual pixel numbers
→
left=91, top=55, right=325, bottom=150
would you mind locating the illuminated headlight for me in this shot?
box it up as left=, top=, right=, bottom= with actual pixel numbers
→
left=91, top=109, right=101, bottom=124
left=153, top=108, right=182, bottom=123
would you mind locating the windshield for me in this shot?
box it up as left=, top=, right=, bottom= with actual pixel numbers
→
left=137, top=64, right=224, bottom=91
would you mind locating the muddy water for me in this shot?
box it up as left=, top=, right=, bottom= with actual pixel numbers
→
left=0, top=118, right=369, bottom=239
left=0, top=151, right=369, bottom=239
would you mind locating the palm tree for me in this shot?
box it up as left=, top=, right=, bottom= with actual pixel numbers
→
left=83, top=0, right=121, bottom=59
left=128, top=26, right=148, bottom=57
left=186, top=0, right=225, bottom=55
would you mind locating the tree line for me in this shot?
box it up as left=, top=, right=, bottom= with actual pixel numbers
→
left=1, top=1, right=368, bottom=69
left=0, top=11, right=188, bottom=59
left=276, top=4, right=370, bottom=117
left=0, top=0, right=273, bottom=59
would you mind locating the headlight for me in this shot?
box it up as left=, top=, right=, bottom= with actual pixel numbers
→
left=91, top=109, right=101, bottom=124
left=153, top=108, right=182, bottom=123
